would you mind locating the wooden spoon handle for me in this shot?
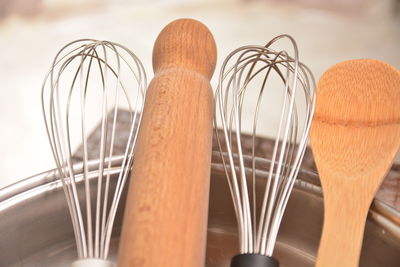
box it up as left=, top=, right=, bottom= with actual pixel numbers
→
left=315, top=185, right=370, bottom=267
left=117, top=19, right=217, bottom=267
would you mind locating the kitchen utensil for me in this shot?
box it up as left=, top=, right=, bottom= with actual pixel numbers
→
left=117, top=19, right=216, bottom=267
left=214, top=35, right=315, bottom=266
left=41, top=39, right=147, bottom=267
left=310, top=59, right=400, bottom=267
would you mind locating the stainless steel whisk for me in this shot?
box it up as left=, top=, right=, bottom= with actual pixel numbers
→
left=41, top=39, right=146, bottom=267
left=215, top=35, right=316, bottom=267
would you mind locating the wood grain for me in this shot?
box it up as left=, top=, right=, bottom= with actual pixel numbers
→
left=310, top=59, right=400, bottom=267
left=117, top=19, right=217, bottom=267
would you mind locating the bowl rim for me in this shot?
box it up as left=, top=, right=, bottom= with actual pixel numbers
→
left=1, top=153, right=399, bottom=239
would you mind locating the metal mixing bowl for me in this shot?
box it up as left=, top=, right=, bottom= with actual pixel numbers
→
left=0, top=154, right=399, bottom=266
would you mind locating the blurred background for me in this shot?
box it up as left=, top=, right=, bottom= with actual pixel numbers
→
left=0, top=0, right=399, bottom=188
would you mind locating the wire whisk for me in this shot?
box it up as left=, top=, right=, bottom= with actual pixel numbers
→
left=41, top=39, right=146, bottom=266
left=215, top=35, right=316, bottom=266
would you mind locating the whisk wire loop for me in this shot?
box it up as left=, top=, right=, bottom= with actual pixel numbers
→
left=42, top=39, right=147, bottom=261
left=215, top=35, right=315, bottom=257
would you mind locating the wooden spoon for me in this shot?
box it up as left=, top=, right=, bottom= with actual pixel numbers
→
left=310, top=59, right=400, bottom=267
left=117, top=19, right=216, bottom=267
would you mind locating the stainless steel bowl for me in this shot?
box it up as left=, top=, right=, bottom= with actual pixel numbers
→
left=1, top=154, right=399, bottom=267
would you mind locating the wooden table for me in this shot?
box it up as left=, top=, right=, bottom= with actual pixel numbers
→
left=77, top=109, right=400, bottom=211
left=219, top=132, right=400, bottom=211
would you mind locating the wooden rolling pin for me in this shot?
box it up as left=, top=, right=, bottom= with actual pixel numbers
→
left=117, top=19, right=217, bottom=267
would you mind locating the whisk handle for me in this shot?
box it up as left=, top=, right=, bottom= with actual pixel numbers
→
left=118, top=18, right=216, bottom=267
left=231, top=254, right=279, bottom=267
